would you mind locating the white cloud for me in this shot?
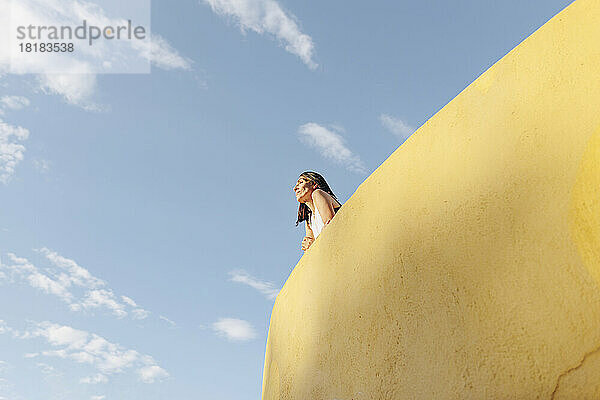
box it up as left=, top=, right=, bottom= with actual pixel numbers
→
left=121, top=296, right=137, bottom=307
left=91, top=396, right=105, bottom=400
left=204, top=0, right=317, bottom=69
left=159, top=316, right=177, bottom=328
left=33, top=159, right=51, bottom=173
left=131, top=34, right=192, bottom=71
left=80, top=289, right=127, bottom=318
left=298, top=122, right=367, bottom=174
left=80, top=373, right=108, bottom=384
left=0, top=96, right=30, bottom=111
left=379, top=114, right=415, bottom=141
left=137, top=365, right=169, bottom=383
left=1, top=253, right=36, bottom=276
left=1, top=253, right=73, bottom=304
left=37, top=72, right=100, bottom=110
left=1, top=252, right=79, bottom=306
left=121, top=296, right=149, bottom=320
left=20, top=321, right=167, bottom=383
left=1, top=249, right=150, bottom=320
left=37, top=324, right=89, bottom=348
left=27, top=271, right=74, bottom=303
left=132, top=308, right=150, bottom=320
left=228, top=269, right=279, bottom=299
left=0, top=119, right=29, bottom=184
left=36, top=362, right=62, bottom=376
left=4, top=253, right=28, bottom=265
left=39, top=247, right=105, bottom=289
left=212, top=318, right=257, bottom=342
left=0, top=320, right=13, bottom=336
left=0, top=361, right=18, bottom=400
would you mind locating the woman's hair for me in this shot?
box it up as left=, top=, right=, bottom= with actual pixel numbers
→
left=295, top=171, right=340, bottom=226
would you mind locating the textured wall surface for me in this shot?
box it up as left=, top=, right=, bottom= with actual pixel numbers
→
left=262, top=0, right=600, bottom=398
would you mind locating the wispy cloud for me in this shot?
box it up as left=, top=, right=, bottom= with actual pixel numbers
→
left=0, top=321, right=13, bottom=336
left=0, top=119, right=29, bottom=184
left=121, top=296, right=137, bottom=307
left=298, top=122, right=367, bottom=174
left=132, top=34, right=193, bottom=71
left=1, top=252, right=81, bottom=306
left=36, top=362, right=62, bottom=376
left=159, top=316, right=177, bottom=328
left=37, top=73, right=100, bottom=111
left=32, top=159, right=51, bottom=174
left=10, top=321, right=169, bottom=384
left=80, top=373, right=108, bottom=384
left=204, top=0, right=317, bottom=69
left=79, top=289, right=127, bottom=318
left=0, top=249, right=150, bottom=320
left=0, top=360, right=18, bottom=400
left=132, top=308, right=150, bottom=320
left=0, top=96, right=30, bottom=111
left=40, top=248, right=104, bottom=289
left=0, top=95, right=31, bottom=185
left=228, top=269, right=279, bottom=299
left=121, top=296, right=150, bottom=320
left=212, top=318, right=257, bottom=342
left=91, top=396, right=106, bottom=400
left=379, top=114, right=415, bottom=141
left=0, top=94, right=30, bottom=184
left=137, top=365, right=169, bottom=383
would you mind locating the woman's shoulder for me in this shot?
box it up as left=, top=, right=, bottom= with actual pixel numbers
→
left=312, top=189, right=341, bottom=207
left=311, top=188, right=330, bottom=200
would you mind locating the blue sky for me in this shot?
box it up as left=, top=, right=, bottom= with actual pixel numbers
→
left=0, top=0, right=573, bottom=398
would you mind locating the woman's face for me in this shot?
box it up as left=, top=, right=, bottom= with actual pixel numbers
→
left=293, top=176, right=316, bottom=203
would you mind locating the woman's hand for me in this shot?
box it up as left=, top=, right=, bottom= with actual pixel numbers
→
left=301, top=236, right=315, bottom=251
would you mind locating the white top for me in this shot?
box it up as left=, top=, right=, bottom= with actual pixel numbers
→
left=309, top=206, right=326, bottom=238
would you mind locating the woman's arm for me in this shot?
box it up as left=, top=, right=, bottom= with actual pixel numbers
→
left=302, top=222, right=315, bottom=251
left=305, top=221, right=315, bottom=238
left=312, top=189, right=336, bottom=225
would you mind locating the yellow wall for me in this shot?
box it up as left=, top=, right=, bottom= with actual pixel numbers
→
left=262, top=0, right=600, bottom=398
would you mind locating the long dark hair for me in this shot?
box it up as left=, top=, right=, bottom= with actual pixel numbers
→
left=295, top=171, right=340, bottom=226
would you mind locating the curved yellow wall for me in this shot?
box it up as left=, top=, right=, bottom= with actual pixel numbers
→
left=262, top=0, right=600, bottom=398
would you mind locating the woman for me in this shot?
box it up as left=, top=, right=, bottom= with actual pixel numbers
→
left=293, top=171, right=342, bottom=251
